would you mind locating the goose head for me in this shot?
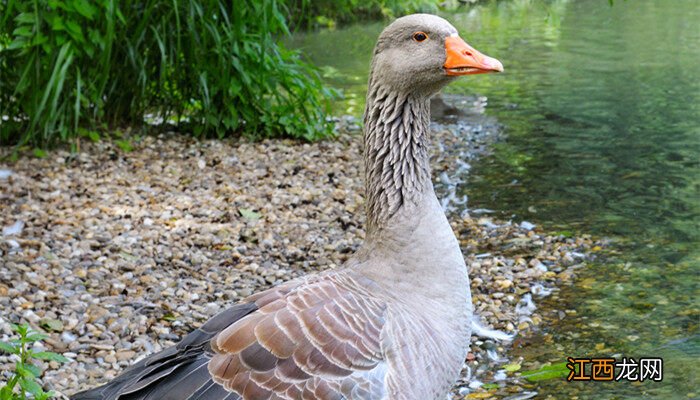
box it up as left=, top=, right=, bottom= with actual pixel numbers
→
left=370, top=14, right=503, bottom=96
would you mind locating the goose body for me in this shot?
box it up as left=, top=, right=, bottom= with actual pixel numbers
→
left=73, top=14, right=502, bottom=400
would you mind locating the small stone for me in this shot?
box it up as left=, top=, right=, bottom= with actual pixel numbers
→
left=519, top=221, right=536, bottom=231
left=116, top=350, right=137, bottom=362
left=40, top=318, right=64, bottom=332
left=90, top=344, right=114, bottom=351
left=22, top=310, right=41, bottom=323
left=61, top=332, right=78, bottom=343
left=495, top=279, right=513, bottom=289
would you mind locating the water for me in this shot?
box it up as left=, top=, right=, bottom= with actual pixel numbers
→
left=291, top=0, right=699, bottom=398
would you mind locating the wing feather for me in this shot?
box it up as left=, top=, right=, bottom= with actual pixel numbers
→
left=72, top=302, right=257, bottom=400
left=209, top=271, right=389, bottom=399
left=73, top=271, right=391, bottom=400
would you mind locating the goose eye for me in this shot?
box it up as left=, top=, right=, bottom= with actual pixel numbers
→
left=412, top=32, right=428, bottom=42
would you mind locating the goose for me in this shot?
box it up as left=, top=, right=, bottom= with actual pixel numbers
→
left=72, top=13, right=502, bottom=400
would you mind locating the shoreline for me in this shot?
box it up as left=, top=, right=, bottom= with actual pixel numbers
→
left=0, top=101, right=598, bottom=397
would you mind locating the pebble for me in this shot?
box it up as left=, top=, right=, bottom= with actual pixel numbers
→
left=116, top=350, right=136, bottom=361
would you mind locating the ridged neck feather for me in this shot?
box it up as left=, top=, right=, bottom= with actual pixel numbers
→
left=363, top=77, right=433, bottom=235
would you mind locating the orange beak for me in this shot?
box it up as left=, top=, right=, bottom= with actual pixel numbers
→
left=444, top=36, right=503, bottom=76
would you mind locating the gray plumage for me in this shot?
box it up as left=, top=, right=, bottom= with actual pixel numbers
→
left=72, top=13, right=502, bottom=400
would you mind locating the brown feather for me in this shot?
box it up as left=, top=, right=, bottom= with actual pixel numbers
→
left=208, top=354, right=242, bottom=382
left=274, top=307, right=306, bottom=344
left=240, top=378, right=272, bottom=399
left=276, top=354, right=311, bottom=381
left=239, top=342, right=278, bottom=371
left=215, top=313, right=263, bottom=353
left=254, top=314, right=296, bottom=358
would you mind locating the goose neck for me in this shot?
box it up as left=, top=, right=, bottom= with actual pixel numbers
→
left=363, top=83, right=433, bottom=235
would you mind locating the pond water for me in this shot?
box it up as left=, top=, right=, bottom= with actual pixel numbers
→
left=291, top=0, right=699, bottom=398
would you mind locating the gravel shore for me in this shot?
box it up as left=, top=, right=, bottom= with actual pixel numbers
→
left=1, top=101, right=598, bottom=398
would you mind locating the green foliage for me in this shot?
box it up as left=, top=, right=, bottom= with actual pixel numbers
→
left=520, top=362, right=571, bottom=382
left=0, top=0, right=336, bottom=148
left=0, top=324, right=69, bottom=400
left=503, top=362, right=521, bottom=372
left=288, top=0, right=444, bottom=28
left=238, top=208, right=262, bottom=221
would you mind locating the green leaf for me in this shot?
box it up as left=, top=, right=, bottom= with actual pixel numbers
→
left=161, top=313, right=177, bottom=322
left=7, top=37, right=27, bottom=50
left=12, top=26, right=33, bottom=38
left=17, top=364, right=39, bottom=378
left=47, top=13, right=66, bottom=31
left=520, top=362, right=570, bottom=382
left=73, top=0, right=97, bottom=19
left=64, top=20, right=84, bottom=43
left=238, top=208, right=261, bottom=220
left=32, top=351, right=70, bottom=363
left=39, top=391, right=57, bottom=400
left=14, top=13, right=36, bottom=24
left=25, top=332, right=49, bottom=342
left=30, top=32, right=48, bottom=47
left=32, top=148, right=48, bottom=158
left=55, top=33, right=67, bottom=45
left=504, top=362, right=522, bottom=372
left=78, top=128, right=100, bottom=142
left=19, top=377, right=43, bottom=396
left=481, top=383, right=499, bottom=390
left=115, top=139, right=133, bottom=152
left=0, top=341, right=17, bottom=354
left=24, top=363, right=42, bottom=378
left=1, top=383, right=18, bottom=398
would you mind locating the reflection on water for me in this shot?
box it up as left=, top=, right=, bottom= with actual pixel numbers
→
left=292, top=0, right=699, bottom=397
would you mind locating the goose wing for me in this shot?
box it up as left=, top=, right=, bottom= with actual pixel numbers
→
left=72, top=272, right=389, bottom=400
